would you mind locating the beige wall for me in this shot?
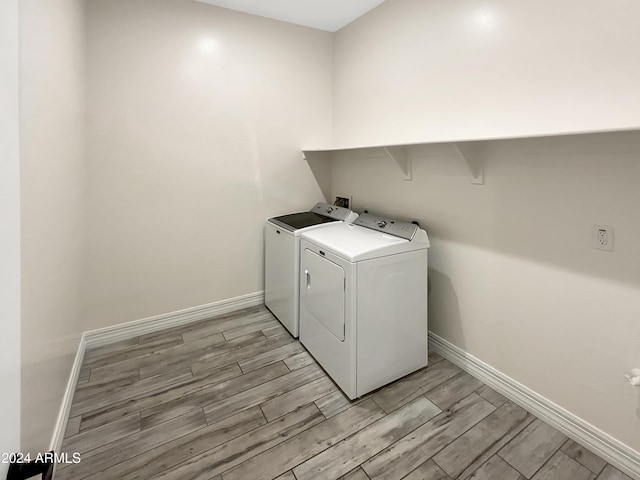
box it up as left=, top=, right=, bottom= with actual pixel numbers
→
left=81, top=0, right=333, bottom=329
left=331, top=0, right=640, bottom=454
left=0, top=0, right=21, bottom=472
left=19, top=0, right=86, bottom=454
left=332, top=0, right=640, bottom=148
left=331, top=133, right=640, bottom=451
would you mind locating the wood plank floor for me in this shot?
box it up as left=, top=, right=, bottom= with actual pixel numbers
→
left=57, top=306, right=631, bottom=480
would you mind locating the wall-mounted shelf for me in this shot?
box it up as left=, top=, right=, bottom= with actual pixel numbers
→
left=303, top=141, right=485, bottom=184
left=302, top=126, right=640, bottom=185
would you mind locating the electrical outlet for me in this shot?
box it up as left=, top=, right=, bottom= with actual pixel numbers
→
left=592, top=225, right=614, bottom=252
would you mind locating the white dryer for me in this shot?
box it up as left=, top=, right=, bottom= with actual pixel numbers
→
left=265, top=203, right=358, bottom=338
left=299, top=213, right=430, bottom=399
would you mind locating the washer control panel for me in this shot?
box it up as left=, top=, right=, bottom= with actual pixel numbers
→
left=354, top=213, right=418, bottom=240
left=310, top=202, right=354, bottom=221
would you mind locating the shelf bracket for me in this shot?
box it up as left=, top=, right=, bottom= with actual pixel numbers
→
left=383, top=146, right=412, bottom=181
left=453, top=142, right=484, bottom=185
left=301, top=150, right=332, bottom=202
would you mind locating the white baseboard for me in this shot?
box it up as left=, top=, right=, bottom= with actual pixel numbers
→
left=84, top=291, right=265, bottom=348
left=429, top=332, right=640, bottom=480
left=49, top=333, right=86, bottom=453
left=49, top=291, right=265, bottom=453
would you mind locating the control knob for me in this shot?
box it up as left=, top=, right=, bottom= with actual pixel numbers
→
left=377, top=220, right=387, bottom=228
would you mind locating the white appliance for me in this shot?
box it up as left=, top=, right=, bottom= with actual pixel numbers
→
left=299, top=213, right=430, bottom=399
left=265, top=203, right=358, bottom=338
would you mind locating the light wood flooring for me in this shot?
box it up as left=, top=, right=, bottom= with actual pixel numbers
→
left=57, top=305, right=632, bottom=480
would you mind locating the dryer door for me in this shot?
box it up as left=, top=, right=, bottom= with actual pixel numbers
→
left=301, top=249, right=345, bottom=341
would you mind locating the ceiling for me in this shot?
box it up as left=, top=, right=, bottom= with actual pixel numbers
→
left=194, top=0, right=386, bottom=32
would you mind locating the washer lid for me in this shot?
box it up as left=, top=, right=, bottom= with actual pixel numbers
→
left=301, top=222, right=430, bottom=262
left=268, top=202, right=357, bottom=233
left=269, top=212, right=338, bottom=232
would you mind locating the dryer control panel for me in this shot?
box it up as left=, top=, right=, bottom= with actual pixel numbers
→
left=354, top=213, right=418, bottom=240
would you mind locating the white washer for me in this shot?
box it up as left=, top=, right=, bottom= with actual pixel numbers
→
left=299, top=213, right=430, bottom=399
left=265, top=203, right=358, bottom=338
